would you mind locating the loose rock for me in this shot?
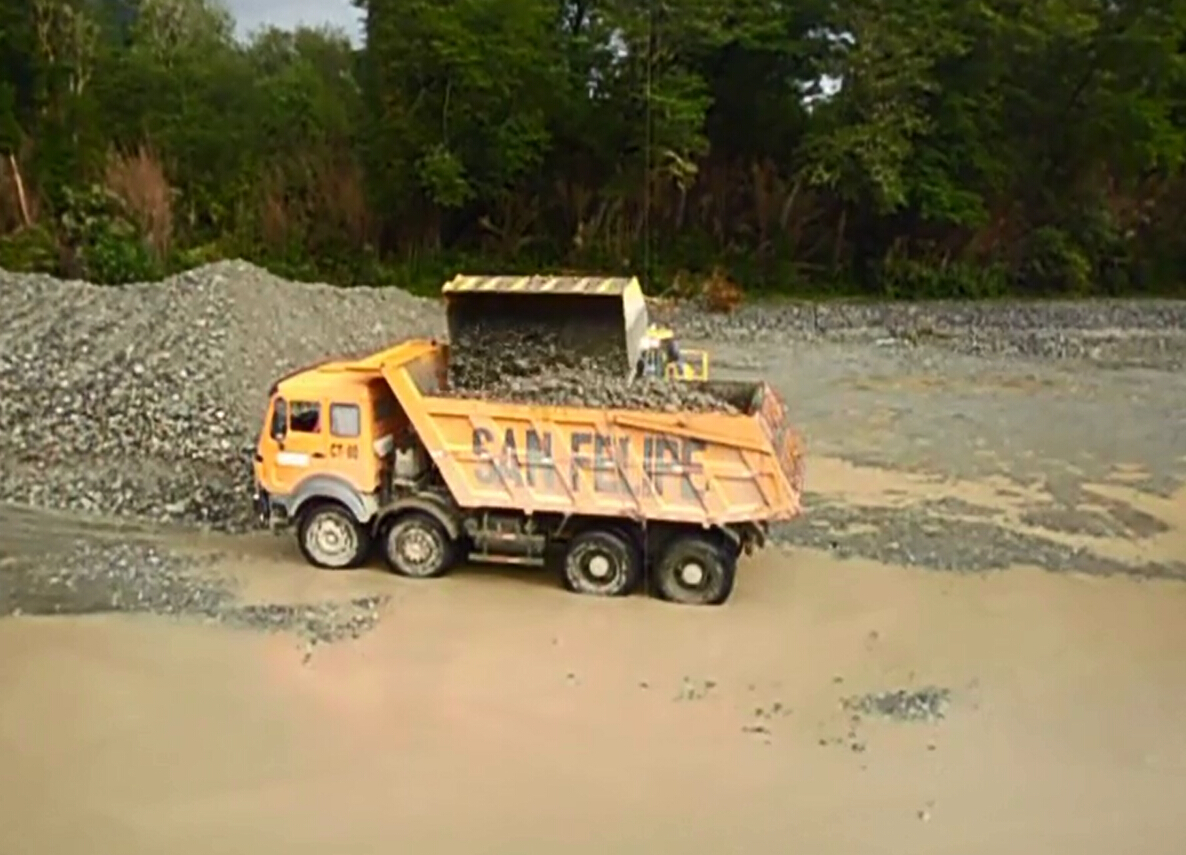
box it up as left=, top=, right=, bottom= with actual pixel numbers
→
left=0, top=539, right=388, bottom=645
left=448, top=321, right=629, bottom=389
left=445, top=362, right=740, bottom=413
left=842, top=687, right=953, bottom=722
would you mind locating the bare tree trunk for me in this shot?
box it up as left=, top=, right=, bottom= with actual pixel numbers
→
left=7, top=153, right=31, bottom=227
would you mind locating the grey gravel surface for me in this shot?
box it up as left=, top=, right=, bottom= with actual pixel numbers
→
left=0, top=539, right=386, bottom=645
left=788, top=497, right=1186, bottom=579
left=652, top=299, right=1186, bottom=369
left=697, top=329, right=1186, bottom=579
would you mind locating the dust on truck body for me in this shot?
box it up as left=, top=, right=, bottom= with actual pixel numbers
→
left=253, top=339, right=803, bottom=606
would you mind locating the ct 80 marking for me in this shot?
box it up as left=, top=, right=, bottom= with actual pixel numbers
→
left=329, top=443, right=359, bottom=459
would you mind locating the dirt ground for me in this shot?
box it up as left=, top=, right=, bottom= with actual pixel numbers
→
left=2, top=333, right=1186, bottom=854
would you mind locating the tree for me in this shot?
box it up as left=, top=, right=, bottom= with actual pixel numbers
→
left=1, top=0, right=1184, bottom=295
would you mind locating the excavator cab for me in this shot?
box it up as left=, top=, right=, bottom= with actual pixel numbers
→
left=639, top=324, right=709, bottom=381
left=441, top=274, right=709, bottom=383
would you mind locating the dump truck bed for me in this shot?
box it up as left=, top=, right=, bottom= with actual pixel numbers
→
left=378, top=340, right=804, bottom=526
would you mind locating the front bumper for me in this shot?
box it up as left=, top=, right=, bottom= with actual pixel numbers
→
left=252, top=486, right=271, bottom=528
left=253, top=486, right=291, bottom=528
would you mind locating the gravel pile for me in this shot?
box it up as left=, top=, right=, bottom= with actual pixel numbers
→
left=0, top=540, right=387, bottom=644
left=652, top=298, right=1186, bottom=367
left=0, top=261, right=441, bottom=530
left=841, top=687, right=952, bottom=722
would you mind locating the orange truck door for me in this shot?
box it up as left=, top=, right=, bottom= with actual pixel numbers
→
left=268, top=397, right=329, bottom=493
left=325, top=399, right=372, bottom=492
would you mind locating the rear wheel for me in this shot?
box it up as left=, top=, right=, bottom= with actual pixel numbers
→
left=382, top=512, right=457, bottom=579
left=563, top=529, right=641, bottom=597
left=297, top=502, right=369, bottom=570
left=654, top=535, right=736, bottom=606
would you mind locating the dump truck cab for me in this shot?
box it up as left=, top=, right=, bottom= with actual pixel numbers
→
left=442, top=274, right=709, bottom=382
left=252, top=357, right=408, bottom=566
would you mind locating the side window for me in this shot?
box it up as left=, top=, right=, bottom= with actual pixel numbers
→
left=330, top=403, right=361, bottom=438
left=290, top=401, right=321, bottom=433
left=374, top=393, right=397, bottom=421
left=270, top=397, right=287, bottom=439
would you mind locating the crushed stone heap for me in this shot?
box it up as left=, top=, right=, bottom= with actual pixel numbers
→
left=0, top=261, right=442, bottom=531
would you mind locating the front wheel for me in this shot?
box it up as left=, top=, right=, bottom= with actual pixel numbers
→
left=382, top=512, right=457, bottom=579
left=563, top=529, right=641, bottom=597
left=297, top=502, right=370, bottom=570
left=654, top=535, right=736, bottom=606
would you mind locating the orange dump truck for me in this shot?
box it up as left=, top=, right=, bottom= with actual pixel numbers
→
left=252, top=339, right=804, bottom=605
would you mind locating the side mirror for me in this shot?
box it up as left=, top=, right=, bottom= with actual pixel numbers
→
left=270, top=399, right=288, bottom=441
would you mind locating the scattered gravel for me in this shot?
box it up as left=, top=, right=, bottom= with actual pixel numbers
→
left=842, top=687, right=952, bottom=723
left=779, top=497, right=1186, bottom=579
left=0, top=540, right=387, bottom=644
left=220, top=597, right=386, bottom=644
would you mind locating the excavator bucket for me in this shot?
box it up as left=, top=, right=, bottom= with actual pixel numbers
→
left=442, top=274, right=650, bottom=386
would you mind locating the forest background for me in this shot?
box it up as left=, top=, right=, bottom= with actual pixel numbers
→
left=2, top=0, right=1185, bottom=298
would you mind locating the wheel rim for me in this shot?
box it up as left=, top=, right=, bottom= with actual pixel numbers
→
left=306, top=513, right=357, bottom=567
left=587, top=553, right=612, bottom=580
left=395, top=525, right=442, bottom=575
left=679, top=560, right=706, bottom=588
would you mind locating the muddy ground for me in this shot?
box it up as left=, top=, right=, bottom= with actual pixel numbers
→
left=2, top=306, right=1186, bottom=853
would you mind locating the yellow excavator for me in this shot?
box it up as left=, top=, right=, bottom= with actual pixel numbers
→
left=441, top=274, right=710, bottom=382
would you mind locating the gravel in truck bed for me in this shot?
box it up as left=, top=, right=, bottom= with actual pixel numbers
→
left=445, top=323, right=739, bottom=412
left=447, top=322, right=629, bottom=388
left=445, top=362, right=740, bottom=413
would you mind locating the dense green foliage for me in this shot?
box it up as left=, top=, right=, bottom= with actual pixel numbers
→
left=2, top=0, right=1185, bottom=296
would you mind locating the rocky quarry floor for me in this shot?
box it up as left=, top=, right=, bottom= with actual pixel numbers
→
left=1, top=259, right=1185, bottom=603
left=3, top=263, right=1186, bottom=854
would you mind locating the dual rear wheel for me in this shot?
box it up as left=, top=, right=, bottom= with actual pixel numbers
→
left=653, top=535, right=737, bottom=606
left=562, top=528, right=736, bottom=606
